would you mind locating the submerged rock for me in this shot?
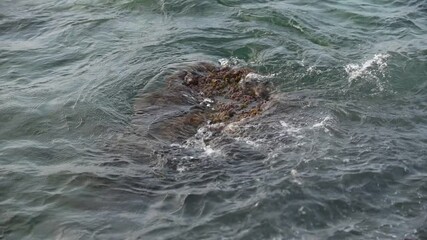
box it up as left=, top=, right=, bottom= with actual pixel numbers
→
left=132, top=62, right=274, bottom=143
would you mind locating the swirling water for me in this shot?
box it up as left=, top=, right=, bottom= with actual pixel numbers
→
left=1, top=0, right=427, bottom=239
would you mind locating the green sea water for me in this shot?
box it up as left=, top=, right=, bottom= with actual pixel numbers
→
left=1, top=0, right=427, bottom=239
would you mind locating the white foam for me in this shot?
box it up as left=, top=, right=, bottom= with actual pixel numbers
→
left=202, top=145, right=221, bottom=156
left=291, top=169, right=298, bottom=176
left=180, top=125, right=224, bottom=158
left=298, top=206, right=306, bottom=214
left=244, top=72, right=277, bottom=82
left=279, top=120, right=302, bottom=135
left=201, top=98, right=214, bottom=107
left=312, top=116, right=332, bottom=129
left=344, top=53, right=390, bottom=82
left=218, top=57, right=239, bottom=67
left=203, top=98, right=214, bottom=103
left=307, top=65, right=322, bottom=74
left=311, top=115, right=335, bottom=135
left=223, top=122, right=240, bottom=134
left=279, top=120, right=289, bottom=128
left=176, top=166, right=188, bottom=173
left=235, top=137, right=261, bottom=148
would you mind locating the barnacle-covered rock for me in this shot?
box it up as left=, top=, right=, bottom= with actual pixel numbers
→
left=167, top=62, right=272, bottom=125
left=132, top=62, right=273, bottom=143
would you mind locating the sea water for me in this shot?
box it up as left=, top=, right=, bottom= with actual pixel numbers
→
left=1, top=0, right=426, bottom=239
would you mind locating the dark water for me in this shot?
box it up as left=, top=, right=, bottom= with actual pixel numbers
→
left=1, top=0, right=427, bottom=239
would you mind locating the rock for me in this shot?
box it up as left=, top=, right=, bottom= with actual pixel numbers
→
left=167, top=62, right=272, bottom=125
left=132, top=62, right=274, bottom=143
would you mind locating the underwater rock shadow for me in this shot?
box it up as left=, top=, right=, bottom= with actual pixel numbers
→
left=116, top=62, right=281, bottom=170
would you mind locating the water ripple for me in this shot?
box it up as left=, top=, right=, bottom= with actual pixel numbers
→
left=1, top=0, right=427, bottom=239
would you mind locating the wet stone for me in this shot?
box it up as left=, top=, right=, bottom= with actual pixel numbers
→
left=132, top=62, right=273, bottom=143
left=167, top=62, right=272, bottom=125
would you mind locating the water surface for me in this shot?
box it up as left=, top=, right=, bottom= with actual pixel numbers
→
left=1, top=0, right=427, bottom=239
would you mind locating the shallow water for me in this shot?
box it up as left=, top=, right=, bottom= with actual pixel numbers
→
left=1, top=0, right=427, bottom=239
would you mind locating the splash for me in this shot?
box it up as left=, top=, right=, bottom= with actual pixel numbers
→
left=279, top=120, right=303, bottom=138
left=345, top=53, right=390, bottom=81
left=307, top=65, right=322, bottom=74
left=312, top=115, right=333, bottom=133
left=344, top=53, right=390, bottom=92
left=218, top=57, right=241, bottom=67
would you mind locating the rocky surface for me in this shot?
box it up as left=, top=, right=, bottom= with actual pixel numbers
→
left=168, top=62, right=272, bottom=124
left=132, top=62, right=273, bottom=143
